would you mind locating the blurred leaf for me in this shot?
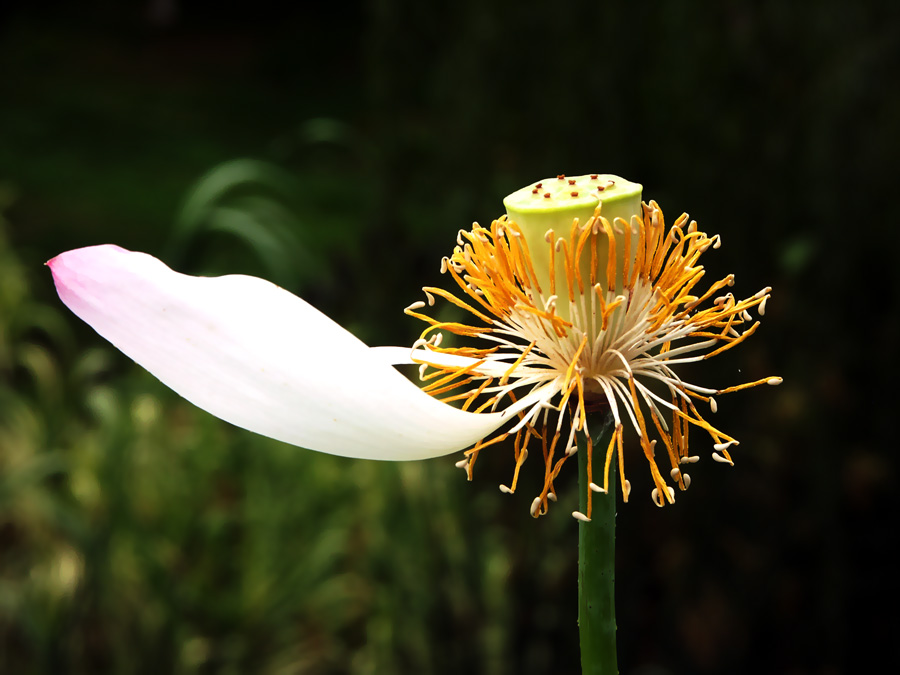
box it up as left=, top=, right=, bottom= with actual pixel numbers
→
left=167, top=159, right=324, bottom=289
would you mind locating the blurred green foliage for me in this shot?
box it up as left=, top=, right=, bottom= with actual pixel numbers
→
left=1, top=1, right=897, bottom=673
left=0, top=194, right=582, bottom=674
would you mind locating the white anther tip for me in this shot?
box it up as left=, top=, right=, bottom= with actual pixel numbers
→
left=712, top=452, right=734, bottom=465
left=405, top=301, right=426, bottom=311
left=767, top=377, right=783, bottom=386
left=530, top=496, right=542, bottom=517
left=713, top=441, right=736, bottom=452
left=454, top=458, right=469, bottom=469
left=670, top=467, right=682, bottom=481
left=572, top=511, right=591, bottom=522
left=682, top=473, right=692, bottom=489
left=547, top=492, right=557, bottom=502
left=499, top=484, right=512, bottom=494
left=589, top=482, right=606, bottom=493
left=709, top=397, right=718, bottom=413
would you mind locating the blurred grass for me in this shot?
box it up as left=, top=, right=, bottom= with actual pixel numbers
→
left=0, top=182, right=581, bottom=674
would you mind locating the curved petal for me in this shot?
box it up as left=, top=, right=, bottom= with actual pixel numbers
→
left=49, top=245, right=511, bottom=460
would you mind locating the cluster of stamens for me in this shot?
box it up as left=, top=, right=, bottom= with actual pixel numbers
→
left=404, top=189, right=779, bottom=520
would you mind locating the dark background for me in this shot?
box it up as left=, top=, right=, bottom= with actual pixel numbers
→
left=1, top=1, right=896, bottom=673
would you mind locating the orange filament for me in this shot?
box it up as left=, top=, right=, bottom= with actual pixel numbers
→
left=404, top=199, right=779, bottom=516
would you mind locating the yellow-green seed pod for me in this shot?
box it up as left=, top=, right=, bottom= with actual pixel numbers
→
left=503, top=174, right=642, bottom=317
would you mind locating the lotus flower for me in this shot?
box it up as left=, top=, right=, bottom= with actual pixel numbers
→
left=49, top=174, right=779, bottom=518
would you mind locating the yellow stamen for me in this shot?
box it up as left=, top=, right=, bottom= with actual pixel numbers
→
left=407, top=182, right=778, bottom=515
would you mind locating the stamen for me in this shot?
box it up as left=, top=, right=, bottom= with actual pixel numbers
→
left=499, top=484, right=512, bottom=493
left=408, top=187, right=777, bottom=517
left=572, top=511, right=591, bottom=522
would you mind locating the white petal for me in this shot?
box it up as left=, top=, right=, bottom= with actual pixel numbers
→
left=49, top=245, right=511, bottom=460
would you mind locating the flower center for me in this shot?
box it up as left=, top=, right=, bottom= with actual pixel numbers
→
left=405, top=175, right=780, bottom=518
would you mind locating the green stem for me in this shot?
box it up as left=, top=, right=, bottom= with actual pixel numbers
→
left=578, top=412, right=618, bottom=675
